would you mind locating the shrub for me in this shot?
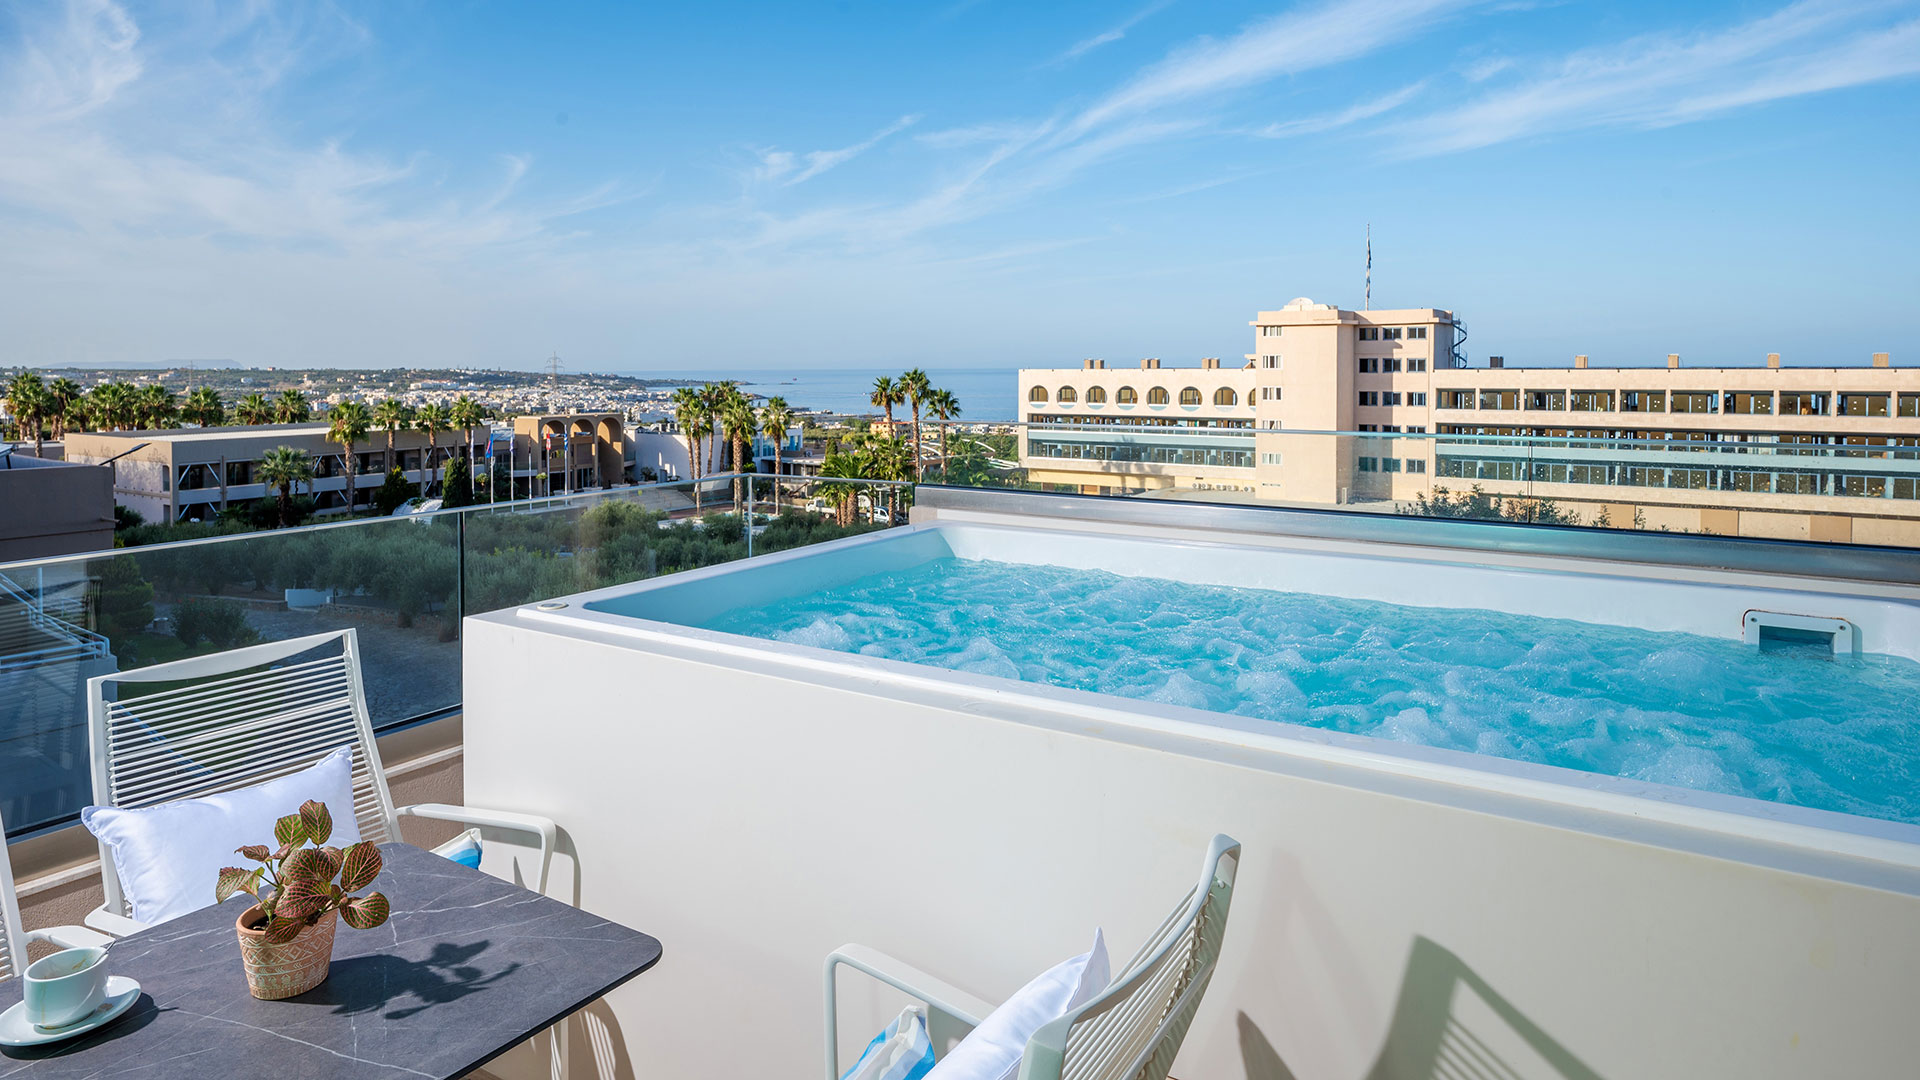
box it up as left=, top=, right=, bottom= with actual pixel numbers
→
left=441, top=457, right=474, bottom=508
left=373, top=469, right=413, bottom=516
left=172, top=596, right=260, bottom=649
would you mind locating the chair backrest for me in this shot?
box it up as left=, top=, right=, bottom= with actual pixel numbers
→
left=0, top=808, right=24, bottom=983
left=1020, top=834, right=1241, bottom=1080
left=86, top=629, right=400, bottom=919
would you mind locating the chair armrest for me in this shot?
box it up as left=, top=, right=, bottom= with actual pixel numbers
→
left=396, top=802, right=558, bottom=894
left=825, top=943, right=996, bottom=1080
left=82, top=907, right=149, bottom=937
left=27, top=924, right=114, bottom=951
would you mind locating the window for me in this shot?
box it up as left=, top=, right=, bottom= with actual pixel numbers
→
left=1526, top=390, right=1566, bottom=411
left=1840, top=392, right=1890, bottom=417
left=1781, top=392, right=1828, bottom=416
left=1384, top=358, right=1402, bottom=373
left=1358, top=391, right=1379, bottom=406
left=1621, top=390, right=1665, bottom=413
left=1213, top=387, right=1238, bottom=406
left=1147, top=387, right=1169, bottom=405
left=1405, top=425, right=1427, bottom=433
left=1479, top=389, right=1520, bottom=410
left=1179, top=387, right=1202, bottom=405
left=1260, top=325, right=1283, bottom=337
left=1407, top=392, right=1427, bottom=406
left=1261, top=355, right=1282, bottom=369
left=1407, top=358, right=1427, bottom=372
left=1900, top=393, right=1920, bottom=418
left=1358, top=456, right=1378, bottom=471
left=1570, top=390, right=1615, bottom=412
left=1382, top=327, right=1403, bottom=340
left=1437, top=389, right=1474, bottom=409
left=1407, top=327, right=1428, bottom=340
left=1725, top=391, right=1771, bottom=415
left=1382, top=457, right=1402, bottom=473
left=1405, top=458, right=1427, bottom=473
left=1057, top=385, right=1078, bottom=403
left=1086, top=386, right=1107, bottom=404
left=1358, top=424, right=1378, bottom=431
left=1670, top=391, right=1717, bottom=414
left=1028, top=386, right=1048, bottom=403
left=1261, top=452, right=1284, bottom=465
left=1382, top=391, right=1402, bottom=406
left=1359, top=327, right=1380, bottom=341
left=1359, top=358, right=1378, bottom=373
left=1260, top=387, right=1282, bottom=401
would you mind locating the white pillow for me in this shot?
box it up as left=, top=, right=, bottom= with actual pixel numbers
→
left=927, top=930, right=1109, bottom=1080
left=82, top=746, right=362, bottom=926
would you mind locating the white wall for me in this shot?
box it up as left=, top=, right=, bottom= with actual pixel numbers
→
left=628, top=430, right=724, bottom=484
left=463, top=611, right=1920, bottom=1080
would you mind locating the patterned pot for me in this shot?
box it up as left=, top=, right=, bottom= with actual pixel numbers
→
left=235, top=905, right=337, bottom=1000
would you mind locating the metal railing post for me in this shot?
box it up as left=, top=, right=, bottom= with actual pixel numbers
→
left=746, top=474, right=754, bottom=559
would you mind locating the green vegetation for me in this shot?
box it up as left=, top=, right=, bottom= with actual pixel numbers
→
left=1398, top=485, right=1580, bottom=526
left=373, top=468, right=414, bottom=516
left=172, top=596, right=260, bottom=649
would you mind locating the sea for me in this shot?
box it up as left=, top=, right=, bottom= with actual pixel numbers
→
left=608, top=367, right=1022, bottom=423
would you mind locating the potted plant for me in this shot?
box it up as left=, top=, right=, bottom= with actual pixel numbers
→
left=217, top=800, right=391, bottom=1000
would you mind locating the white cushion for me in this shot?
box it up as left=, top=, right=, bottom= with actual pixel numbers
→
left=82, top=746, right=362, bottom=926
left=926, top=930, right=1109, bottom=1080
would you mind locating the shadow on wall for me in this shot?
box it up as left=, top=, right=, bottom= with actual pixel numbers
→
left=1240, top=937, right=1606, bottom=1080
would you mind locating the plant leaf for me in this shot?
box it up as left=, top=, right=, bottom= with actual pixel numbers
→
left=216, top=867, right=251, bottom=904
left=316, top=846, right=345, bottom=882
left=236, top=844, right=272, bottom=862
left=273, top=812, right=307, bottom=848
left=262, top=915, right=308, bottom=945
left=338, top=841, right=382, bottom=893
left=299, top=800, right=333, bottom=846
left=281, top=846, right=330, bottom=885
left=339, top=892, right=390, bottom=930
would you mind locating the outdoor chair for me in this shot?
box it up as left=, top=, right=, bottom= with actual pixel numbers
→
left=82, top=629, right=557, bottom=935
left=825, top=833, right=1240, bottom=1080
left=0, top=808, right=111, bottom=981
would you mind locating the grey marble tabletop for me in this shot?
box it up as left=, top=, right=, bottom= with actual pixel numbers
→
left=0, top=842, right=661, bottom=1079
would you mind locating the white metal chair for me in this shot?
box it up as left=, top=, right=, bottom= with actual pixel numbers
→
left=825, top=834, right=1241, bottom=1080
left=0, top=809, right=111, bottom=982
left=82, top=628, right=559, bottom=935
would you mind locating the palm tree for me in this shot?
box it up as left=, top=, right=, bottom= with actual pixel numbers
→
left=135, top=384, right=178, bottom=429
left=449, top=395, right=485, bottom=499
left=817, top=449, right=863, bottom=527
left=413, top=403, right=451, bottom=496
left=257, top=446, right=314, bottom=528
left=672, top=387, right=711, bottom=511
left=870, top=376, right=902, bottom=428
left=181, top=387, right=225, bottom=428
left=758, top=396, right=794, bottom=513
left=925, top=388, right=961, bottom=479
left=898, top=368, right=932, bottom=480
left=720, top=388, right=758, bottom=512
left=4, top=372, right=46, bottom=455
left=62, top=394, right=93, bottom=437
left=235, top=391, right=274, bottom=426
left=45, top=378, right=81, bottom=440
left=327, top=400, right=373, bottom=513
left=273, top=389, right=311, bottom=424
left=372, top=399, right=410, bottom=475
left=701, top=381, right=736, bottom=476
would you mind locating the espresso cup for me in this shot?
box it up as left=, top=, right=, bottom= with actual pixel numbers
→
left=22, top=947, right=109, bottom=1030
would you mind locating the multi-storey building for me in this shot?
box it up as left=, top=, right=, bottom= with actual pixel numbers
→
left=1018, top=297, right=1920, bottom=544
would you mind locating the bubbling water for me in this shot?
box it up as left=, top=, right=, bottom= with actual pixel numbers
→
left=702, top=557, right=1920, bottom=825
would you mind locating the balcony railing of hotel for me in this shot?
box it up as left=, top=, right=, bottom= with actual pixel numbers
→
left=0, top=472, right=913, bottom=839
left=8, top=420, right=1917, bottom=837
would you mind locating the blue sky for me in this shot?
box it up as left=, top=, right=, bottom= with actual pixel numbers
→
left=1, top=0, right=1916, bottom=372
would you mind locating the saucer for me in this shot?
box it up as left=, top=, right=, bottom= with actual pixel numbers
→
left=0, top=976, right=142, bottom=1047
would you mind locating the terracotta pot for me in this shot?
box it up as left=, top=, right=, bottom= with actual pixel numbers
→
left=235, top=905, right=337, bottom=1000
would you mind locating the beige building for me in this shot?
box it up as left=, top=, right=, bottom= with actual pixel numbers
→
left=1019, top=298, right=1920, bottom=544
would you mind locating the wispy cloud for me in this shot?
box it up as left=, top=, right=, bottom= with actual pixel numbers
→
left=1048, top=1, right=1173, bottom=65
left=1254, top=81, right=1428, bottom=137
left=1400, top=0, right=1920, bottom=156
left=1056, top=0, right=1475, bottom=143
left=754, top=114, right=922, bottom=186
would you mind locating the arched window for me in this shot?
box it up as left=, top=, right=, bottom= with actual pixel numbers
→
left=1147, top=387, right=1170, bottom=405
left=1057, top=386, right=1078, bottom=403
left=1117, top=387, right=1138, bottom=404
left=1086, top=386, right=1107, bottom=404
left=1028, top=386, right=1049, bottom=403
left=1213, top=387, right=1238, bottom=406
left=1178, top=387, right=1201, bottom=406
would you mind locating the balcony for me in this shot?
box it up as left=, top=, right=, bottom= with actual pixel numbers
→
left=6, top=457, right=1920, bottom=1078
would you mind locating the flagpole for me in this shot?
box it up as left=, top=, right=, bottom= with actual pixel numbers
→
left=1365, top=223, right=1372, bottom=311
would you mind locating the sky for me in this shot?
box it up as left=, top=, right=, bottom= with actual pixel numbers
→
left=0, top=0, right=1916, bottom=374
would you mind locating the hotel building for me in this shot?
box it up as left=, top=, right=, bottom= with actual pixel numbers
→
left=1018, top=297, right=1920, bottom=544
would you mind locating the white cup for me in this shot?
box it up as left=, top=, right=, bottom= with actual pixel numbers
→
left=22, top=947, right=109, bottom=1030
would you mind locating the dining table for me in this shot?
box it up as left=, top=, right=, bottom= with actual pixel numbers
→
left=0, top=841, right=662, bottom=1079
